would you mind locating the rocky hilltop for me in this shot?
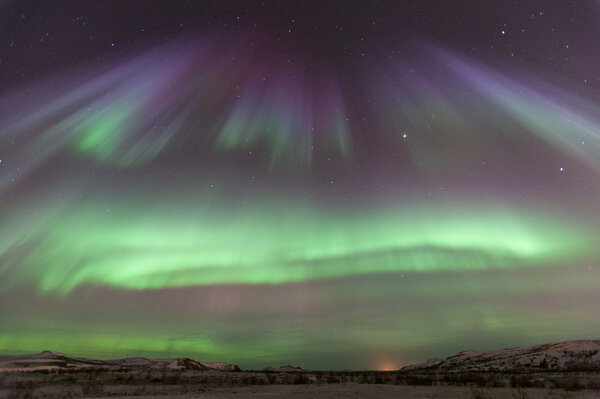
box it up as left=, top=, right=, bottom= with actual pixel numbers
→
left=402, top=340, right=600, bottom=372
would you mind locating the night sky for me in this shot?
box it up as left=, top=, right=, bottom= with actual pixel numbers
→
left=1, top=0, right=599, bottom=370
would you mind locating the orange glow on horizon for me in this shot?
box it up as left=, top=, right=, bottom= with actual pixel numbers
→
left=376, top=360, right=399, bottom=371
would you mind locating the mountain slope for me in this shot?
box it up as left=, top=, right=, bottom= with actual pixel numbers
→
left=402, top=340, right=600, bottom=372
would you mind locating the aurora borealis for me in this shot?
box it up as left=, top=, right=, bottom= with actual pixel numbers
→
left=1, top=1, right=599, bottom=370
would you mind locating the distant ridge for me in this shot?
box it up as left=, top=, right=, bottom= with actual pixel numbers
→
left=401, top=340, right=600, bottom=372
left=262, top=365, right=303, bottom=372
left=1, top=340, right=598, bottom=373
left=0, top=350, right=241, bottom=372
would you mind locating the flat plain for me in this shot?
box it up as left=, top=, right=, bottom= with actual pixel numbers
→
left=8, top=382, right=599, bottom=399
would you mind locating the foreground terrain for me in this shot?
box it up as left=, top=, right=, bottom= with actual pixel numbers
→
left=1, top=340, right=598, bottom=398
left=7, top=384, right=599, bottom=399
left=1, top=379, right=599, bottom=399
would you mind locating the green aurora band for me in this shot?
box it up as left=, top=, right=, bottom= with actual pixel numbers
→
left=2, top=197, right=595, bottom=294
